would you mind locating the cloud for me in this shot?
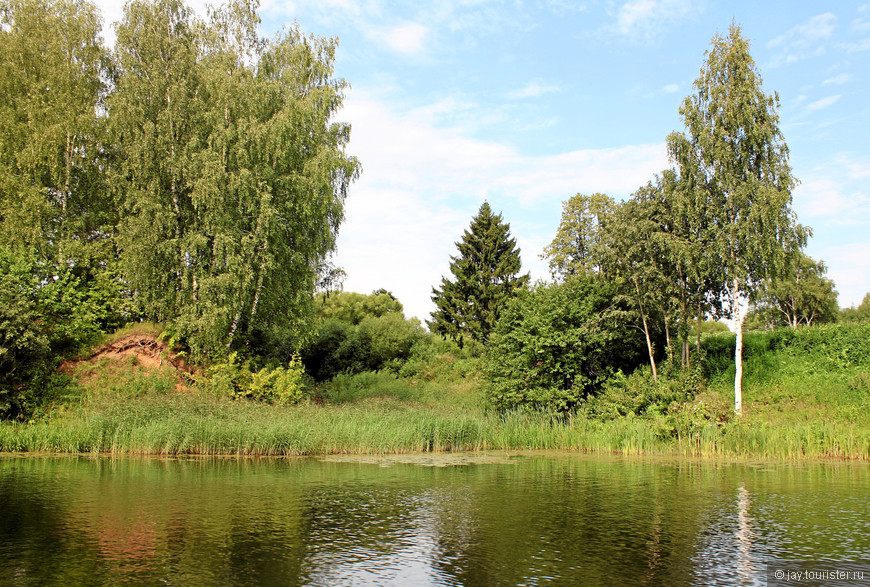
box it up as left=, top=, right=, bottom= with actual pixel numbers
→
left=844, top=38, right=870, bottom=53
left=853, top=3, right=870, bottom=32
left=793, top=154, right=870, bottom=308
left=822, top=73, right=851, bottom=85
left=767, top=13, right=836, bottom=66
left=817, top=242, right=870, bottom=308
left=795, top=154, right=870, bottom=221
left=507, top=82, right=560, bottom=100
left=379, top=22, right=429, bottom=55
left=662, top=83, right=679, bottom=93
left=607, top=0, right=696, bottom=41
left=806, top=95, right=841, bottom=111
left=332, top=90, right=668, bottom=321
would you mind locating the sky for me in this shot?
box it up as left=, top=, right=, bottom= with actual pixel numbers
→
left=93, top=0, right=870, bottom=323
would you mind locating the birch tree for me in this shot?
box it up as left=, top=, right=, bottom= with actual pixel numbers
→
left=111, top=0, right=359, bottom=355
left=667, top=24, right=808, bottom=415
left=542, top=193, right=615, bottom=280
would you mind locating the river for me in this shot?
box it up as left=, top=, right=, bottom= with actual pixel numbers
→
left=1, top=453, right=869, bottom=585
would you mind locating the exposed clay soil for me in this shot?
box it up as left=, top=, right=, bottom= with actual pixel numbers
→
left=62, top=333, right=195, bottom=377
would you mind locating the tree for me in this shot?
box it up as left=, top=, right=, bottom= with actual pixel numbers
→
left=0, top=0, right=113, bottom=263
left=301, top=290, right=424, bottom=380
left=752, top=253, right=838, bottom=328
left=110, top=0, right=359, bottom=356
left=841, top=292, right=870, bottom=324
left=486, top=275, right=644, bottom=412
left=0, top=0, right=129, bottom=331
left=430, top=202, right=529, bottom=347
left=602, top=187, right=671, bottom=381
left=315, top=290, right=404, bottom=326
left=542, top=193, right=616, bottom=280
left=667, top=24, right=809, bottom=415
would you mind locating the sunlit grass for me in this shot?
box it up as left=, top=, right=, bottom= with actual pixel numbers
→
left=3, top=323, right=869, bottom=459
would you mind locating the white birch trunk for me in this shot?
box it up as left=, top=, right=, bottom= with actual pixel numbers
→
left=732, top=277, right=748, bottom=416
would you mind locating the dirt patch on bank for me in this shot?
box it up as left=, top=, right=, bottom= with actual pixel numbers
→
left=60, top=333, right=196, bottom=384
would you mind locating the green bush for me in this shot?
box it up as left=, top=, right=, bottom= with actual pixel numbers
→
left=486, top=275, right=646, bottom=412
left=0, top=249, right=56, bottom=419
left=584, top=366, right=705, bottom=420
left=203, top=353, right=308, bottom=405
left=301, top=313, right=426, bottom=380
left=701, top=323, right=870, bottom=380
left=321, top=370, right=422, bottom=404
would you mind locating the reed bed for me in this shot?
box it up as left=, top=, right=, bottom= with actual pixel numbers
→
left=4, top=393, right=870, bottom=460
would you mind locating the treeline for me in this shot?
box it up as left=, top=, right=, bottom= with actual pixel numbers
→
left=0, top=0, right=358, bottom=416
left=3, top=3, right=866, bottom=425
left=430, top=25, right=860, bottom=416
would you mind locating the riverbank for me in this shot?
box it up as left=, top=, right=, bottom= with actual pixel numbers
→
left=2, top=381, right=869, bottom=460
left=2, top=323, right=869, bottom=460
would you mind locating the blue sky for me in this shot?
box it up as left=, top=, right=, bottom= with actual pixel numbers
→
left=95, top=1, right=870, bottom=322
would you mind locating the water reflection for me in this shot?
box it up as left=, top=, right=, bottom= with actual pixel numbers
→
left=1, top=454, right=869, bottom=585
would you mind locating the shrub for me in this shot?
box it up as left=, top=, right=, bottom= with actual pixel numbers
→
left=203, top=353, right=308, bottom=405
left=486, top=275, right=645, bottom=412
left=301, top=313, right=426, bottom=380
left=584, top=366, right=704, bottom=420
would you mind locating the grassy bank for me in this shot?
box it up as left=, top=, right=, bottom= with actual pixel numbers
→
left=2, top=323, right=869, bottom=460
left=4, top=392, right=870, bottom=459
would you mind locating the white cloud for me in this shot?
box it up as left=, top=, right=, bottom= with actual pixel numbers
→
left=817, top=242, right=870, bottom=308
left=822, top=73, right=851, bottom=85
left=806, top=94, right=841, bottom=111
left=767, top=13, right=836, bottom=66
left=845, top=38, right=870, bottom=53
left=507, top=81, right=560, bottom=100
left=794, top=155, right=870, bottom=221
left=662, top=83, right=679, bottom=93
left=379, top=22, right=429, bottom=55
left=608, top=0, right=696, bottom=40
left=333, top=90, right=668, bottom=321
left=778, top=153, right=870, bottom=309
left=853, top=2, right=870, bottom=32
left=796, top=176, right=853, bottom=217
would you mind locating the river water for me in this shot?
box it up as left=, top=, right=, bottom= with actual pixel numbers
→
left=1, top=452, right=869, bottom=585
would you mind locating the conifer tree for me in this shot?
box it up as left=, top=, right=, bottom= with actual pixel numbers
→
left=430, top=202, right=529, bottom=346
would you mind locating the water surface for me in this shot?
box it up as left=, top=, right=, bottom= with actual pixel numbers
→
left=1, top=452, right=868, bottom=585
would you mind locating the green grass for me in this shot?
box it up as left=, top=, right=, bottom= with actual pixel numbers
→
left=2, top=323, right=869, bottom=460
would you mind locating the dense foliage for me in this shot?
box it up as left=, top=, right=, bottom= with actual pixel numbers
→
left=751, top=253, right=838, bottom=328
left=430, top=202, right=529, bottom=347
left=110, top=0, right=359, bottom=355
left=0, top=0, right=357, bottom=417
left=486, top=276, right=645, bottom=412
left=302, top=290, right=426, bottom=381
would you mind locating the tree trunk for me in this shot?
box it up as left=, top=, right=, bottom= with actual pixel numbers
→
left=226, top=309, right=242, bottom=350
left=696, top=300, right=702, bottom=353
left=733, top=276, right=746, bottom=416
left=634, top=277, right=657, bottom=382
left=663, top=310, right=672, bottom=362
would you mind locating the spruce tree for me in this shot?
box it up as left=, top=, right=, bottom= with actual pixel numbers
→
left=430, top=202, right=529, bottom=346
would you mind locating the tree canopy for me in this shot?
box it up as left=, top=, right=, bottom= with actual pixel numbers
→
left=430, top=202, right=529, bottom=347
left=667, top=24, right=808, bottom=414
left=110, top=0, right=359, bottom=355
